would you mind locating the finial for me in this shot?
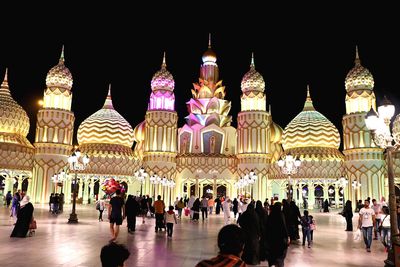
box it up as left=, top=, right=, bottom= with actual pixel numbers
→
left=103, top=84, right=114, bottom=109
left=59, top=45, right=65, bottom=63
left=250, top=52, right=255, bottom=68
left=162, top=51, right=166, bottom=68
left=303, top=85, right=314, bottom=111
left=355, top=45, right=360, bottom=65
left=269, top=104, right=271, bottom=115
left=1, top=68, right=8, bottom=87
left=208, top=33, right=211, bottom=48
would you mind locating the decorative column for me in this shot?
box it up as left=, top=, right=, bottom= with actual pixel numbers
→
left=83, top=179, right=89, bottom=204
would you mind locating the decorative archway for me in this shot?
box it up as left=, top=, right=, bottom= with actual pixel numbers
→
left=22, top=178, right=29, bottom=192
left=314, top=185, right=324, bottom=209
left=217, top=184, right=226, bottom=198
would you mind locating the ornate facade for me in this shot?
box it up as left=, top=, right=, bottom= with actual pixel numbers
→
left=0, top=42, right=396, bottom=207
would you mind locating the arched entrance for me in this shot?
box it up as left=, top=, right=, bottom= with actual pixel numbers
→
left=314, top=185, right=324, bottom=209
left=328, top=185, right=335, bottom=207
left=302, top=185, right=309, bottom=209
left=217, top=184, right=226, bottom=198
left=203, top=184, right=213, bottom=198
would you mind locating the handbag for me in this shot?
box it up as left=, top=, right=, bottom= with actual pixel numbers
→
left=29, top=217, right=37, bottom=230
left=378, top=215, right=388, bottom=232
left=354, top=228, right=361, bottom=241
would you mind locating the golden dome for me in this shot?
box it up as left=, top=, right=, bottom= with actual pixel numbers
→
left=282, top=86, right=340, bottom=150
left=202, top=34, right=217, bottom=64
left=133, top=120, right=146, bottom=142
left=345, top=46, right=374, bottom=92
left=270, top=121, right=283, bottom=144
left=0, top=69, right=30, bottom=137
left=151, top=53, right=175, bottom=91
left=45, top=46, right=73, bottom=90
left=77, top=86, right=134, bottom=148
left=241, top=53, right=265, bottom=93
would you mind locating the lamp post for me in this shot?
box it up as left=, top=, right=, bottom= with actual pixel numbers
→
left=278, top=154, right=302, bottom=202
left=51, top=169, right=68, bottom=194
left=235, top=170, right=257, bottom=199
left=134, top=167, right=148, bottom=196
left=365, top=97, right=400, bottom=267
left=336, top=176, right=348, bottom=207
left=67, top=149, right=90, bottom=224
left=149, top=174, right=161, bottom=200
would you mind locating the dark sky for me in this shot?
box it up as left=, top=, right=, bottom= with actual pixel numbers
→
left=1, top=9, right=399, bottom=149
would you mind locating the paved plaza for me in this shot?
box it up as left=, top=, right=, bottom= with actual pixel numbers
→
left=0, top=204, right=386, bottom=267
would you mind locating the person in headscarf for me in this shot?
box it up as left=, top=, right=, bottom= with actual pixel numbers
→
left=238, top=203, right=261, bottom=265
left=266, top=202, right=289, bottom=267
left=343, top=200, right=353, bottom=231
left=125, top=195, right=140, bottom=233
left=222, top=197, right=232, bottom=225
left=11, top=195, right=34, bottom=238
left=255, top=200, right=268, bottom=262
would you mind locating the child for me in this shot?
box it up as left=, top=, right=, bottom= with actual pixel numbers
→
left=165, top=206, right=178, bottom=238
left=300, top=210, right=312, bottom=248
left=309, top=215, right=316, bottom=242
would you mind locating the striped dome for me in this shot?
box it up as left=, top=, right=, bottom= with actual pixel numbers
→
left=45, top=47, right=73, bottom=91
left=0, top=69, right=30, bottom=137
left=345, top=46, right=374, bottom=92
left=77, top=87, right=134, bottom=148
left=241, top=54, right=265, bottom=93
left=282, top=87, right=340, bottom=150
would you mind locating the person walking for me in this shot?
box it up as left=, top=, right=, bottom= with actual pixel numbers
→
left=379, top=206, right=391, bottom=252
left=266, top=202, right=290, bottom=267
left=192, top=198, right=201, bottom=222
left=140, top=195, right=149, bottom=224
left=208, top=197, right=214, bottom=215
left=300, top=210, right=312, bottom=248
left=232, top=198, right=239, bottom=219
left=200, top=196, right=208, bottom=221
left=5, top=191, right=12, bottom=208
left=215, top=197, right=221, bottom=215
left=154, top=195, right=166, bottom=232
left=255, top=200, right=268, bottom=262
left=97, top=198, right=105, bottom=221
left=11, top=191, right=20, bottom=223
left=371, top=199, right=382, bottom=240
left=358, top=199, right=375, bottom=252
left=176, top=198, right=184, bottom=219
left=343, top=200, right=353, bottom=231
left=165, top=206, right=178, bottom=238
left=187, top=195, right=196, bottom=220
left=238, top=203, right=261, bottom=265
left=10, top=195, right=34, bottom=238
left=222, top=197, right=232, bottom=225
left=125, top=195, right=140, bottom=233
left=108, top=189, right=125, bottom=242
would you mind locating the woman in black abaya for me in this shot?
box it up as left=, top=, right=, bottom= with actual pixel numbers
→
left=11, top=195, right=34, bottom=238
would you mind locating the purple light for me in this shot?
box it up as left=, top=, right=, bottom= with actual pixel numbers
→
left=148, top=91, right=175, bottom=111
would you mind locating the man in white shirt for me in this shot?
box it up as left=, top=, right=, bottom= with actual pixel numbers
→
left=358, top=199, right=376, bottom=252
left=371, top=199, right=381, bottom=240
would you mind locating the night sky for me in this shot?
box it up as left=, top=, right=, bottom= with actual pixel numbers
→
left=1, top=10, right=399, bottom=150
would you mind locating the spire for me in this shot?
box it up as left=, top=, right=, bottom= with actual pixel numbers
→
left=269, top=104, right=271, bottom=115
left=59, top=45, right=65, bottom=63
left=303, top=85, right=315, bottom=111
left=355, top=45, right=361, bottom=65
left=162, top=51, right=167, bottom=68
left=250, top=52, right=255, bottom=68
left=103, top=84, right=114, bottom=109
left=208, top=33, right=212, bottom=48
left=1, top=68, right=8, bottom=87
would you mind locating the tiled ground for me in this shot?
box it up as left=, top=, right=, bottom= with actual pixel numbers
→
left=0, top=204, right=386, bottom=267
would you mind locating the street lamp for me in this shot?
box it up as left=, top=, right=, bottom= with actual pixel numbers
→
left=134, top=167, right=148, bottom=196
left=365, top=96, right=400, bottom=267
left=51, top=169, right=68, bottom=193
left=67, top=149, right=90, bottom=224
left=278, top=154, right=302, bottom=201
left=235, top=170, right=257, bottom=199
left=336, top=176, right=348, bottom=207
left=149, top=174, right=161, bottom=200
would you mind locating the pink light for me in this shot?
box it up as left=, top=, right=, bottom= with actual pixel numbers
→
left=148, top=92, right=175, bottom=111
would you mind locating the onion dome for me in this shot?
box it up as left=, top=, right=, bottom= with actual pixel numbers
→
left=241, top=53, right=265, bottom=93
left=133, top=120, right=146, bottom=143
left=270, top=121, right=283, bottom=144
left=345, top=46, right=374, bottom=92
left=282, top=86, right=340, bottom=150
left=45, top=46, right=73, bottom=90
left=151, top=52, right=175, bottom=91
left=0, top=69, right=30, bottom=137
left=77, top=85, right=134, bottom=148
left=202, top=33, right=217, bottom=64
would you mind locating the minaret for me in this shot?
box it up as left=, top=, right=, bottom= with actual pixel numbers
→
left=200, top=33, right=219, bottom=83
left=144, top=52, right=178, bottom=200
left=237, top=53, right=271, bottom=200
left=342, top=46, right=385, bottom=203
left=31, top=46, right=75, bottom=203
